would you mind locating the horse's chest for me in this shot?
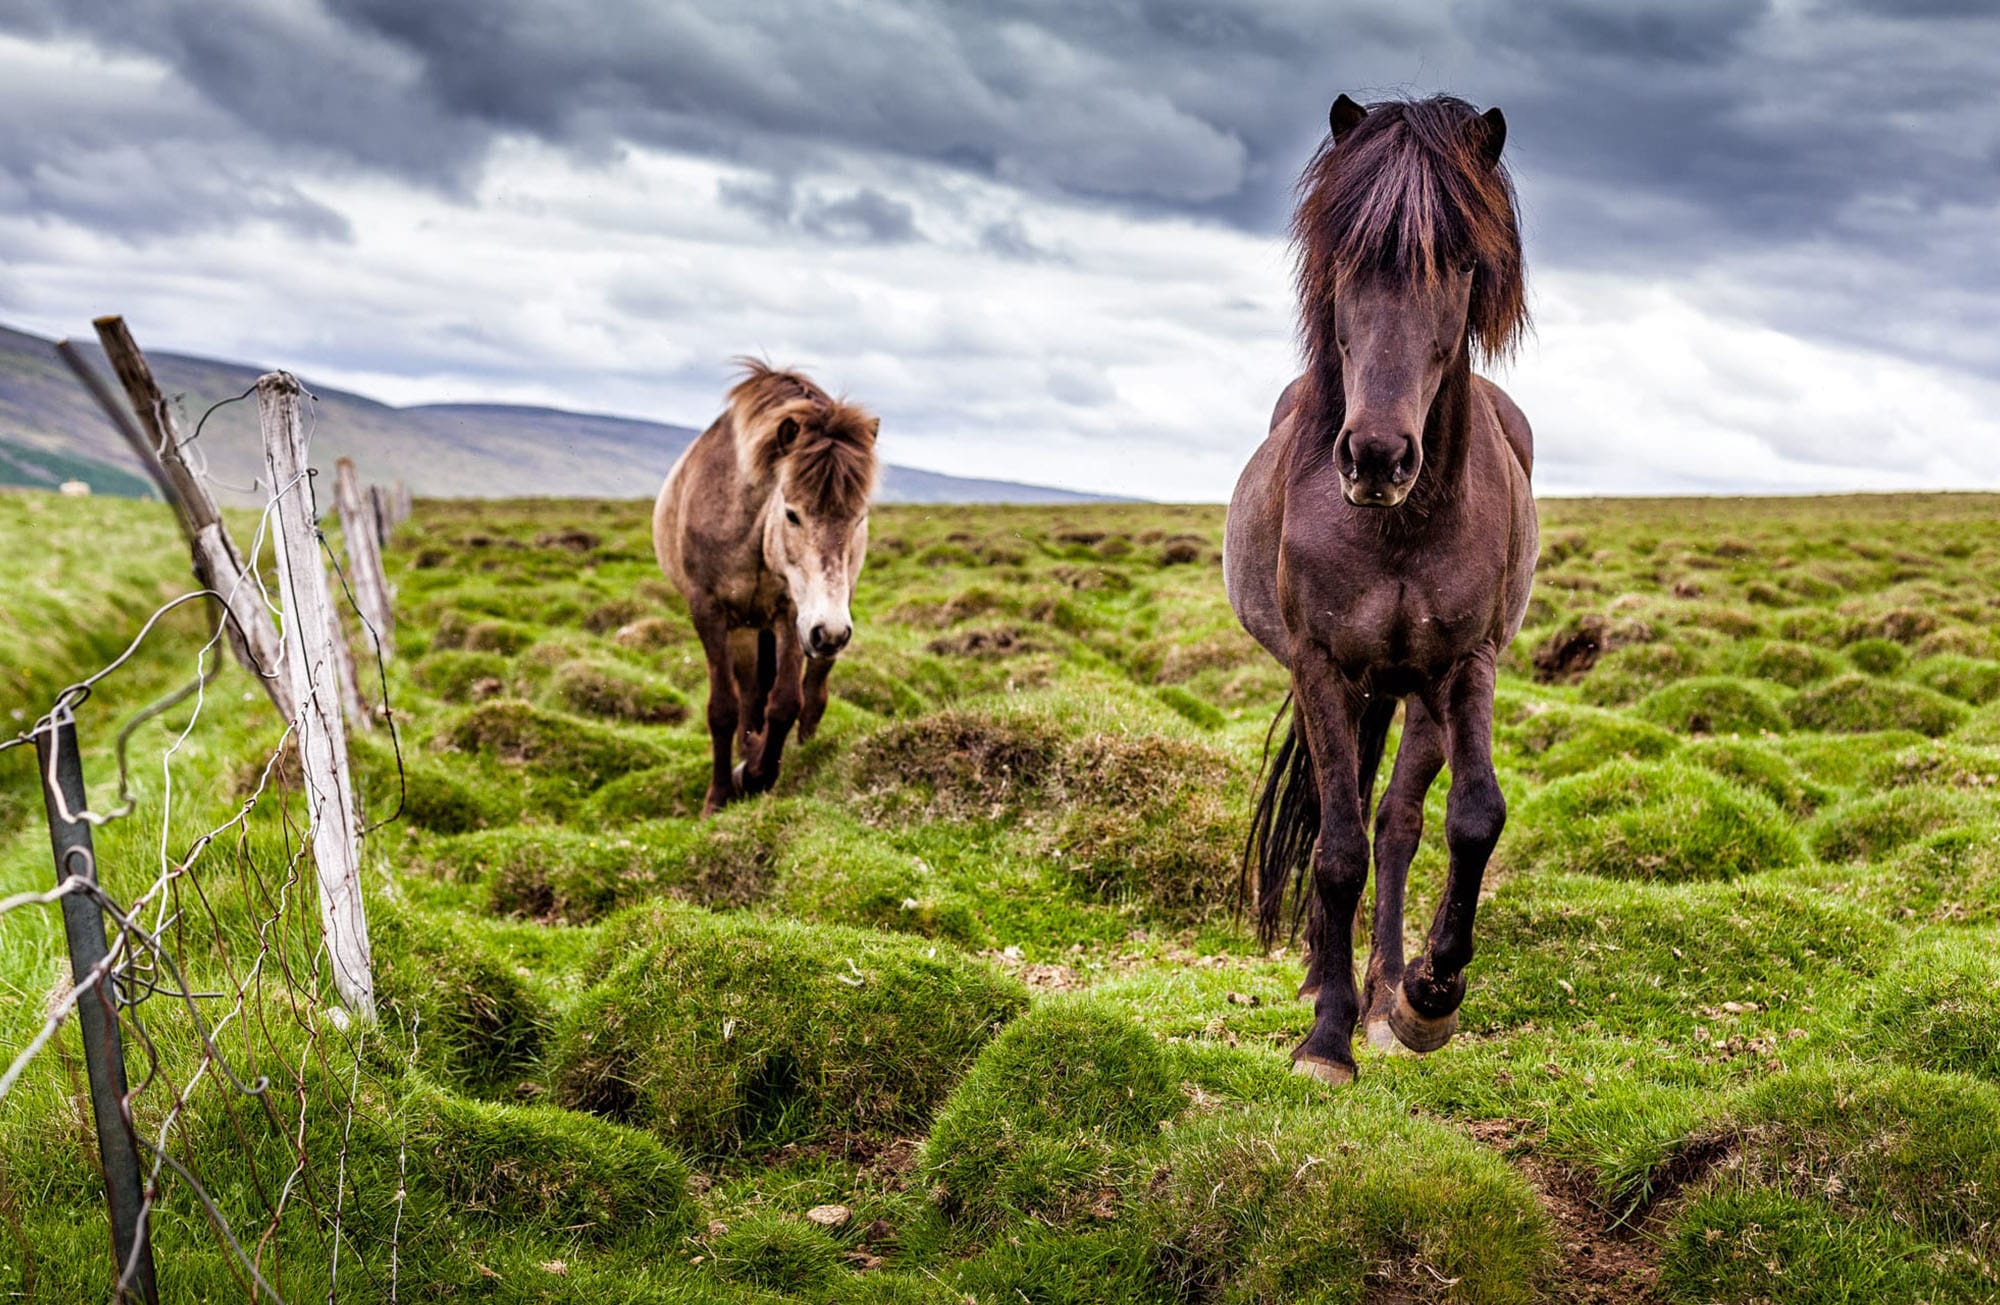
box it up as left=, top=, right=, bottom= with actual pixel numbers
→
left=1303, top=573, right=1489, bottom=672
left=715, top=566, right=788, bottom=625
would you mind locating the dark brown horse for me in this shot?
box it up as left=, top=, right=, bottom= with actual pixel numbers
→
left=1225, top=94, right=1537, bottom=1085
left=654, top=361, right=878, bottom=815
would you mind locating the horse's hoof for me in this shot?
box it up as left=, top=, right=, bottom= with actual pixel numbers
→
left=1388, top=985, right=1458, bottom=1054
left=1291, top=1054, right=1355, bottom=1087
left=1364, top=1019, right=1405, bottom=1055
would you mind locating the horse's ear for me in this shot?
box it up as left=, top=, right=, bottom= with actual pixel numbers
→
left=866, top=417, right=880, bottom=443
left=773, top=416, right=800, bottom=457
left=1475, top=106, right=1507, bottom=166
left=1329, top=94, right=1367, bottom=142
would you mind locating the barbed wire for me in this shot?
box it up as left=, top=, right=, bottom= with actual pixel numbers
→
left=0, top=384, right=413, bottom=1303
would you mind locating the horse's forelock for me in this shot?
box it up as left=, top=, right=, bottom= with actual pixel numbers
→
left=1293, top=95, right=1527, bottom=361
left=785, top=404, right=878, bottom=519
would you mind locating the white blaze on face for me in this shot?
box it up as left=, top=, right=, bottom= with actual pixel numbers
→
left=772, top=490, right=863, bottom=659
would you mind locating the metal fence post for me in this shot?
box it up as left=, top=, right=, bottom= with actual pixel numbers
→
left=35, top=706, right=160, bottom=1305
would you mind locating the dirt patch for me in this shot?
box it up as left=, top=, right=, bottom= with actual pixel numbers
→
left=536, top=528, right=600, bottom=552
left=1532, top=614, right=1657, bottom=684
left=926, top=627, right=1031, bottom=657
left=1461, top=1119, right=1671, bottom=1305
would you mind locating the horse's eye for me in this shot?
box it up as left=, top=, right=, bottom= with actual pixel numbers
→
left=785, top=508, right=801, bottom=527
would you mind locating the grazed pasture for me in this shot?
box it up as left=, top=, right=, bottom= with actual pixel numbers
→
left=3, top=490, right=1999, bottom=1302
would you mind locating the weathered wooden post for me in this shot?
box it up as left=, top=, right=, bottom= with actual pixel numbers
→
left=333, top=458, right=395, bottom=661
left=86, top=318, right=295, bottom=720
left=259, top=372, right=374, bottom=1019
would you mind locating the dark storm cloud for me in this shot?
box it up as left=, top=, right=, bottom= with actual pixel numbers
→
left=3, top=0, right=1996, bottom=368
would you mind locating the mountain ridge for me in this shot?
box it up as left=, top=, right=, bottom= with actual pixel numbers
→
left=0, top=322, right=1119, bottom=505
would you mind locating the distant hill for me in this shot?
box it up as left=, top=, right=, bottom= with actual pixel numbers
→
left=0, top=323, right=1117, bottom=505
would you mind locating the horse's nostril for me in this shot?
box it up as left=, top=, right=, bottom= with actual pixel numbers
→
left=811, top=623, right=852, bottom=655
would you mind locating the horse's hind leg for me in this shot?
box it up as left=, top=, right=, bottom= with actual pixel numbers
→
left=1288, top=642, right=1370, bottom=1085
left=1394, top=649, right=1506, bottom=1053
left=1361, top=697, right=1445, bottom=1052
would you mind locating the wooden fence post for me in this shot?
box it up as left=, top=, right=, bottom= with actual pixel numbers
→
left=333, top=459, right=395, bottom=661
left=366, top=484, right=391, bottom=550
left=87, top=318, right=295, bottom=720
left=259, top=372, right=374, bottom=1020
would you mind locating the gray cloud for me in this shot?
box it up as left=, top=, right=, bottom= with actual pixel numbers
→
left=1, top=0, right=1997, bottom=498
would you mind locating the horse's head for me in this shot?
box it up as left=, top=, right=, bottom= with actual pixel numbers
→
left=755, top=400, right=879, bottom=658
left=1296, top=94, right=1526, bottom=508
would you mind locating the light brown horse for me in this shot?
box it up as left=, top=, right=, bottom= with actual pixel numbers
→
left=1226, top=94, right=1537, bottom=1085
left=654, top=361, right=878, bottom=815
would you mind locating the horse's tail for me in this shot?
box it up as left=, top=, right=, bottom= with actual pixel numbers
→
left=1242, top=692, right=1394, bottom=947
left=1244, top=694, right=1317, bottom=946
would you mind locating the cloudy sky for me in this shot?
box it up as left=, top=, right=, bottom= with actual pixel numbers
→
left=2, top=0, right=1997, bottom=499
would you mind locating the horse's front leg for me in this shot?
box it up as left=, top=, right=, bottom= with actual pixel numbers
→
left=741, top=622, right=806, bottom=796
left=1393, top=648, right=1505, bottom=1052
left=1361, top=696, right=1445, bottom=1052
left=691, top=603, right=742, bottom=817
left=1289, top=642, right=1369, bottom=1085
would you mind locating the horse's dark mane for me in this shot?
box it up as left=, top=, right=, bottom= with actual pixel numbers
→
left=728, top=358, right=879, bottom=517
left=1293, top=95, right=1527, bottom=366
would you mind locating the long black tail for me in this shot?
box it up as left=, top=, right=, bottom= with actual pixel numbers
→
left=1244, top=695, right=1317, bottom=946
left=1242, top=693, right=1395, bottom=947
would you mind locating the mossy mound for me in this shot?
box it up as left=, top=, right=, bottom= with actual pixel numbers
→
left=547, top=904, right=1027, bottom=1154
left=1861, top=934, right=2000, bottom=1083
left=441, top=699, right=670, bottom=791
left=1633, top=676, right=1788, bottom=737
left=1909, top=654, right=2000, bottom=705
left=579, top=752, right=716, bottom=824
left=351, top=734, right=518, bottom=834
left=1577, top=642, right=1702, bottom=707
left=1807, top=786, right=1993, bottom=863
left=1681, top=738, right=1832, bottom=817
left=1049, top=734, right=1247, bottom=920
left=1144, top=1100, right=1549, bottom=1305
left=1865, top=740, right=2000, bottom=792
left=1692, top=1065, right=2000, bottom=1253
left=1844, top=636, right=1908, bottom=676
left=771, top=821, right=980, bottom=942
left=413, top=648, right=515, bottom=702
left=1741, top=639, right=1843, bottom=689
left=1501, top=703, right=1680, bottom=779
left=847, top=709, right=1064, bottom=818
left=1473, top=874, right=1891, bottom=1037
left=1789, top=674, right=1968, bottom=737
left=1511, top=760, right=1805, bottom=883
left=407, top=1086, right=697, bottom=1237
left=430, top=814, right=779, bottom=923
left=371, top=912, right=549, bottom=1095
left=706, top=1210, right=849, bottom=1295
left=922, top=999, right=1184, bottom=1231
left=551, top=658, right=688, bottom=724
left=1661, top=1189, right=1993, bottom=1305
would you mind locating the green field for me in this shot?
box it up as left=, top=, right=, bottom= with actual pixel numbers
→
left=3, top=488, right=1999, bottom=1303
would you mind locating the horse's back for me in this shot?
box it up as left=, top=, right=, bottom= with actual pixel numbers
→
left=653, top=415, right=734, bottom=595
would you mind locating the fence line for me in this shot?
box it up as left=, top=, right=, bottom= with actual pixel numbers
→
left=0, top=321, right=411, bottom=1301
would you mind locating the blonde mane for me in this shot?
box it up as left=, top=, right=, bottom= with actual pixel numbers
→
left=727, top=359, right=879, bottom=516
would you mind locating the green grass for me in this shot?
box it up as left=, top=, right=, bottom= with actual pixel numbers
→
left=5, top=489, right=2000, bottom=1301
